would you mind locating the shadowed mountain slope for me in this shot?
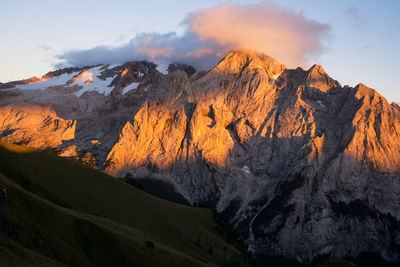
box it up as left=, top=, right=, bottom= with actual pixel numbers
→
left=1, top=49, right=400, bottom=265
left=0, top=142, right=250, bottom=266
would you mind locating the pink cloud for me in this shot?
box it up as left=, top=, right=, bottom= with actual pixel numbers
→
left=185, top=2, right=330, bottom=67
left=58, top=2, right=330, bottom=70
left=137, top=46, right=174, bottom=59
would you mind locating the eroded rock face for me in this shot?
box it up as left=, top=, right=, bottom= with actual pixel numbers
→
left=1, top=49, right=400, bottom=264
left=0, top=104, right=76, bottom=149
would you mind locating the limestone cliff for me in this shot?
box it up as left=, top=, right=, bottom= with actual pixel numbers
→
left=1, top=50, right=400, bottom=264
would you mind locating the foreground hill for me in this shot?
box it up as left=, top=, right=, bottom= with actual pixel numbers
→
left=0, top=142, right=250, bottom=266
left=1, top=49, right=400, bottom=265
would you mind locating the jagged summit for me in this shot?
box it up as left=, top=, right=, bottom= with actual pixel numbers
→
left=0, top=61, right=163, bottom=97
left=0, top=50, right=338, bottom=97
left=1, top=49, right=400, bottom=265
left=305, top=63, right=341, bottom=92
left=215, top=49, right=286, bottom=77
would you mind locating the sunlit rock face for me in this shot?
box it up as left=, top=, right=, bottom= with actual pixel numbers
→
left=1, top=49, right=400, bottom=264
left=0, top=104, right=76, bottom=149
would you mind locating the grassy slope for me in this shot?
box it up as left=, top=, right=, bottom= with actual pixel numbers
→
left=0, top=233, right=66, bottom=267
left=0, top=142, right=247, bottom=266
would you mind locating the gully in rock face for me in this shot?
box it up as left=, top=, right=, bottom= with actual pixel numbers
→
left=1, top=50, right=400, bottom=265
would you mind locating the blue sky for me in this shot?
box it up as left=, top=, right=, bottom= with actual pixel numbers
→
left=1, top=0, right=399, bottom=102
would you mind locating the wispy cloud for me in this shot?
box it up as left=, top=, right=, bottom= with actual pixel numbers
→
left=345, top=6, right=366, bottom=28
left=38, top=44, right=53, bottom=52
left=56, top=2, right=331, bottom=70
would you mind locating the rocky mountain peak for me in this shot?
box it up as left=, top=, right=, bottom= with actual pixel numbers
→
left=108, top=61, right=162, bottom=95
left=354, top=82, right=379, bottom=98
left=167, top=63, right=196, bottom=77
left=155, top=70, right=191, bottom=101
left=305, top=63, right=340, bottom=92
left=1, top=49, right=400, bottom=265
left=308, top=64, right=326, bottom=75
left=161, top=70, right=190, bottom=90
left=214, top=49, right=285, bottom=77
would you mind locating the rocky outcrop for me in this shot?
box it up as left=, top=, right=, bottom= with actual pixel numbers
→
left=0, top=104, right=76, bottom=149
left=1, top=49, right=400, bottom=265
left=108, top=61, right=162, bottom=95
left=104, top=50, right=400, bottom=264
left=167, top=63, right=196, bottom=77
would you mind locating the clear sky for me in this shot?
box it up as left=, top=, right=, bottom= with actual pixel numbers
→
left=1, top=0, right=399, bottom=102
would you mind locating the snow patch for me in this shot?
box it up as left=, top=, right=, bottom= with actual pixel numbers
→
left=242, top=165, right=251, bottom=174
left=156, top=64, right=168, bottom=74
left=71, top=71, right=93, bottom=84
left=7, top=65, right=118, bottom=97
left=107, top=64, right=120, bottom=69
left=122, top=82, right=140, bottom=95
left=71, top=66, right=116, bottom=97
left=12, top=72, right=79, bottom=90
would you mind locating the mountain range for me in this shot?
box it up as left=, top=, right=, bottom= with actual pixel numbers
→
left=1, top=49, right=400, bottom=266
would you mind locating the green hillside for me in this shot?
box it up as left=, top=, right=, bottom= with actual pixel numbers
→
left=0, top=142, right=250, bottom=266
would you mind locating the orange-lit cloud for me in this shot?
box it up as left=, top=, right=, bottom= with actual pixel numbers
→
left=137, top=46, right=174, bottom=59
left=57, top=2, right=330, bottom=70
left=185, top=2, right=330, bottom=67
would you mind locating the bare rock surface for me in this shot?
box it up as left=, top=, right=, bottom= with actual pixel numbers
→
left=1, top=49, right=400, bottom=264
